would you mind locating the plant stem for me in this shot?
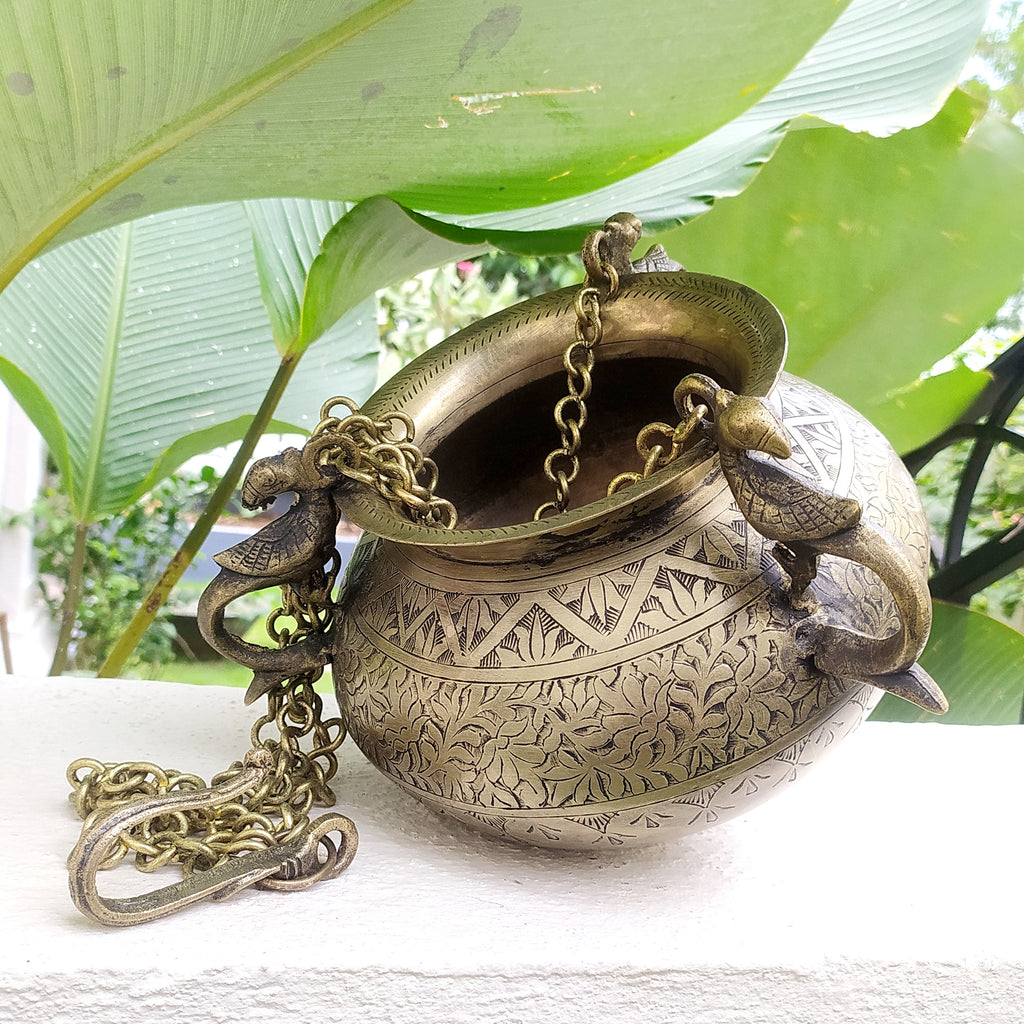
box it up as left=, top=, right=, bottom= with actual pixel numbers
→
left=49, top=521, right=89, bottom=676
left=97, top=356, right=299, bottom=678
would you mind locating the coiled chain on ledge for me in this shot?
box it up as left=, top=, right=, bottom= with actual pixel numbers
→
left=68, top=670, right=345, bottom=876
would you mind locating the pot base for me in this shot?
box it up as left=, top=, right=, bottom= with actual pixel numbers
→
left=408, top=685, right=879, bottom=850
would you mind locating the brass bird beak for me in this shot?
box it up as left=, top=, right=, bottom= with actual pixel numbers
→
left=715, top=390, right=793, bottom=459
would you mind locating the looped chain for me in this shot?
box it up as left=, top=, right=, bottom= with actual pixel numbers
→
left=606, top=380, right=712, bottom=496
left=66, top=212, right=721, bottom=925
left=535, top=220, right=634, bottom=520
left=311, top=396, right=458, bottom=529
left=68, top=670, right=346, bottom=877
left=534, top=287, right=605, bottom=519
left=267, top=549, right=341, bottom=649
left=68, top=544, right=347, bottom=878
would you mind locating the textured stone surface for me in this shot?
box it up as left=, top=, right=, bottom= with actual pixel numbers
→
left=3, top=675, right=1022, bottom=1023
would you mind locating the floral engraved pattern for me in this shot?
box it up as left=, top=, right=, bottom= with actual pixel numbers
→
left=338, top=597, right=852, bottom=816
left=335, top=374, right=923, bottom=847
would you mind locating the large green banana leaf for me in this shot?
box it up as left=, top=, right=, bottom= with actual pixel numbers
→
left=0, top=192, right=512, bottom=523
left=0, top=202, right=380, bottom=521
left=656, top=90, right=1024, bottom=453
left=0, top=0, right=853, bottom=292
left=437, top=0, right=991, bottom=234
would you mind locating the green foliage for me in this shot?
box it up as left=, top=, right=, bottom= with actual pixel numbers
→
left=398, top=0, right=992, bottom=236
left=962, top=0, right=1024, bottom=127
left=476, top=253, right=583, bottom=298
left=14, top=469, right=218, bottom=674
left=872, top=600, right=1024, bottom=724
left=882, top=364, right=992, bottom=452
left=916, top=401, right=1024, bottom=628
left=377, top=253, right=580, bottom=380
left=0, top=0, right=859, bottom=288
left=0, top=202, right=382, bottom=521
left=378, top=263, right=511, bottom=379
left=656, top=89, right=1024, bottom=453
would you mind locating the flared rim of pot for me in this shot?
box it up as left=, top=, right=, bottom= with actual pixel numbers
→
left=338, top=271, right=787, bottom=555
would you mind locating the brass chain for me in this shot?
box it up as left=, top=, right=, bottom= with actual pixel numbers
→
left=68, top=658, right=345, bottom=877
left=310, top=396, right=458, bottom=528
left=534, top=241, right=621, bottom=520
left=267, top=551, right=340, bottom=651
left=67, top=396, right=457, bottom=882
left=606, top=393, right=710, bottom=496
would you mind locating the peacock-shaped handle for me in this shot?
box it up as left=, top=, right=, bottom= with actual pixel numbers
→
left=197, top=442, right=343, bottom=704
left=676, top=373, right=947, bottom=716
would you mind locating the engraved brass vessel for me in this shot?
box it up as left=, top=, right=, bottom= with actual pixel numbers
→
left=200, top=217, right=946, bottom=851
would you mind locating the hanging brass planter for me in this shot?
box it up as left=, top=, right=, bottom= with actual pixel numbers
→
left=201, top=213, right=945, bottom=850
left=68, top=213, right=946, bottom=927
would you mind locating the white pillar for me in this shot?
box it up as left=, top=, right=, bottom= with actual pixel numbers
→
left=0, top=385, right=52, bottom=673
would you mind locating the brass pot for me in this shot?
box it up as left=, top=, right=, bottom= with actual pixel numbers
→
left=329, top=270, right=941, bottom=849
left=72, top=220, right=948, bottom=928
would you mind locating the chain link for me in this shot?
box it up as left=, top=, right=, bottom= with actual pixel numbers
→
left=606, top=394, right=709, bottom=496
left=267, top=549, right=341, bottom=650
left=531, top=244, right=712, bottom=515
left=311, top=396, right=457, bottom=529
left=534, top=235, right=622, bottom=519
left=67, top=396, right=456, bottom=886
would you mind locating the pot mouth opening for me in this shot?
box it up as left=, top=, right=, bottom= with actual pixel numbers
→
left=339, top=272, right=785, bottom=549
left=424, top=353, right=720, bottom=532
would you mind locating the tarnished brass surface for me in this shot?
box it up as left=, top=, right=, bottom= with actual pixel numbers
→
left=188, top=216, right=944, bottom=851
left=334, top=370, right=939, bottom=848
left=69, top=213, right=947, bottom=928
left=340, top=268, right=787, bottom=549
left=198, top=395, right=455, bottom=702
left=73, top=212, right=947, bottom=929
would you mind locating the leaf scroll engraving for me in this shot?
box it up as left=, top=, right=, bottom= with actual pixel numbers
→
left=339, top=599, right=850, bottom=813
left=334, top=375, right=926, bottom=846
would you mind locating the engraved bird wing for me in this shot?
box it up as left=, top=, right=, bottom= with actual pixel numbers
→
left=213, top=500, right=335, bottom=578
left=729, top=455, right=861, bottom=542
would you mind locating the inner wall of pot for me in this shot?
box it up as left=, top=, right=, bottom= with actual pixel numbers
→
left=428, top=354, right=732, bottom=530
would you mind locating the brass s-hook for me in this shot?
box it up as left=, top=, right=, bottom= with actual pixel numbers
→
left=67, top=749, right=358, bottom=927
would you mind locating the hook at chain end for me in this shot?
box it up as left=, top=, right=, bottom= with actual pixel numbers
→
left=67, top=749, right=358, bottom=927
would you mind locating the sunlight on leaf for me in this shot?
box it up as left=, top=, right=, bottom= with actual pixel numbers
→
left=873, top=364, right=992, bottom=454
left=245, top=198, right=351, bottom=353
left=300, top=197, right=490, bottom=353
left=657, top=91, right=1024, bottom=444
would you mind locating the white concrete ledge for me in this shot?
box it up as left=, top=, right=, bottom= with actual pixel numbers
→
left=3, top=675, right=1023, bottom=1023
